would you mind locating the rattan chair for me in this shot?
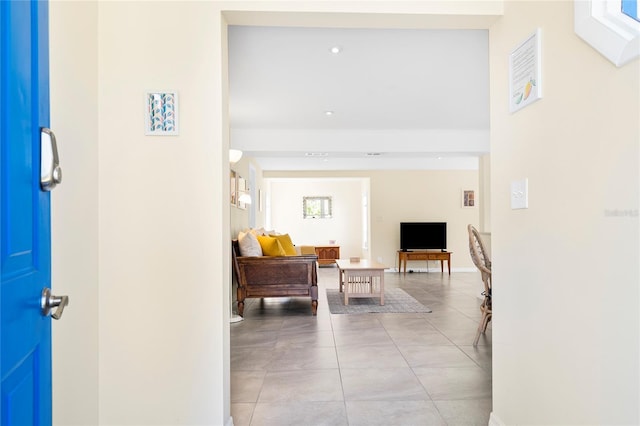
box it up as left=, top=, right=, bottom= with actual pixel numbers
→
left=467, top=224, right=492, bottom=346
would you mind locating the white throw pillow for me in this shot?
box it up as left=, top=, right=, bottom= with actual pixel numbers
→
left=238, top=231, right=262, bottom=257
left=251, top=228, right=266, bottom=236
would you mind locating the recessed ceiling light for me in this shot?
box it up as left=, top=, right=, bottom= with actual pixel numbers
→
left=330, top=46, right=342, bottom=54
left=324, top=110, right=334, bottom=116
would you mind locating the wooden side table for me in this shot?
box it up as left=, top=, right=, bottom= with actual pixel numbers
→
left=314, top=245, right=340, bottom=266
left=397, top=250, right=452, bottom=275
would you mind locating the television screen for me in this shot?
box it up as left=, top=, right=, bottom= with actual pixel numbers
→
left=400, top=222, right=447, bottom=251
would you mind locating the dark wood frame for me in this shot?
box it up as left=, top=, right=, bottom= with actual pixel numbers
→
left=231, top=240, right=319, bottom=316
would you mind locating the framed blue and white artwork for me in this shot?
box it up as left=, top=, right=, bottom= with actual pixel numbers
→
left=145, top=91, right=179, bottom=135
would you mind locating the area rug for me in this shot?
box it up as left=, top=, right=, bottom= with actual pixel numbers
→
left=326, top=288, right=432, bottom=314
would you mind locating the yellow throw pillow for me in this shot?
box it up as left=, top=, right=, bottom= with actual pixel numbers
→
left=299, top=245, right=316, bottom=255
left=269, top=233, right=297, bottom=256
left=257, top=235, right=286, bottom=256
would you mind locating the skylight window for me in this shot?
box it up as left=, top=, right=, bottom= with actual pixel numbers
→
left=575, top=0, right=640, bottom=67
left=622, top=0, right=639, bottom=22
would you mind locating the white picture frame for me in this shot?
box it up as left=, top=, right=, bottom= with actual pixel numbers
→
left=145, top=91, right=179, bottom=136
left=230, top=170, right=237, bottom=206
left=237, top=176, right=247, bottom=210
left=509, top=29, right=542, bottom=113
left=462, top=189, right=476, bottom=208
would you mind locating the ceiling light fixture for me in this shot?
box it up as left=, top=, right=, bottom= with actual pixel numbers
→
left=330, top=46, right=342, bottom=54
left=324, top=110, right=334, bottom=116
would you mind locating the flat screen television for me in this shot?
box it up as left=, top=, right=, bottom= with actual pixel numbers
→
left=400, top=222, right=447, bottom=251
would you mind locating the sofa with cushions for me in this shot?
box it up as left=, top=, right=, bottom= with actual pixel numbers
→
left=232, top=230, right=318, bottom=316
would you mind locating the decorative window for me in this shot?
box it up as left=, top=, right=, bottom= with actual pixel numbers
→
left=303, top=196, right=332, bottom=219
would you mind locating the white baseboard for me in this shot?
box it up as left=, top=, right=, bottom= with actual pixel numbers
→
left=488, top=412, right=505, bottom=426
left=385, top=267, right=477, bottom=273
left=225, top=416, right=234, bottom=426
left=230, top=314, right=244, bottom=323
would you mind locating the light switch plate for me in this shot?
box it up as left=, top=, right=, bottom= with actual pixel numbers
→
left=511, top=179, right=528, bottom=209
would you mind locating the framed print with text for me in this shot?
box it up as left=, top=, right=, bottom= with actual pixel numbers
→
left=509, top=29, right=542, bottom=113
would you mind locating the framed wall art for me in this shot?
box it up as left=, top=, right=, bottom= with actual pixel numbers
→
left=509, top=29, right=542, bottom=113
left=462, top=190, right=476, bottom=208
left=237, top=175, right=247, bottom=210
left=230, top=170, right=237, bottom=206
left=145, top=91, right=179, bottom=135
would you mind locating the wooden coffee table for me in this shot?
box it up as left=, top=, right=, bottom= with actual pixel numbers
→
left=336, top=259, right=387, bottom=305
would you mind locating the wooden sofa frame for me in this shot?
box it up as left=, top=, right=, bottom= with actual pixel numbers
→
left=231, top=240, right=319, bottom=316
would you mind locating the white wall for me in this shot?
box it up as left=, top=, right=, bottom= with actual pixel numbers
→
left=50, top=2, right=99, bottom=424
left=267, top=178, right=367, bottom=259
left=490, top=1, right=639, bottom=424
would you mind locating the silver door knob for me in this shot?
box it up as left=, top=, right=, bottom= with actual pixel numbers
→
left=41, top=288, right=69, bottom=320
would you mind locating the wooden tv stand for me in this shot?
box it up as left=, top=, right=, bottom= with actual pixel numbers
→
left=397, top=250, right=452, bottom=275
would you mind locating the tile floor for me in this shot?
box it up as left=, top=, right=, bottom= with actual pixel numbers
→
left=231, top=266, right=492, bottom=426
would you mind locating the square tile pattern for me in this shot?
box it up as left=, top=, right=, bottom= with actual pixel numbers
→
left=231, top=267, right=492, bottom=425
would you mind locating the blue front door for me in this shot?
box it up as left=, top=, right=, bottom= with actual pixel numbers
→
left=1, top=1, right=53, bottom=425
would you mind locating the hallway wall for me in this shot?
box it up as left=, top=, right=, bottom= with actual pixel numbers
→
left=50, top=2, right=99, bottom=424
left=97, top=2, right=227, bottom=424
left=489, top=1, right=639, bottom=424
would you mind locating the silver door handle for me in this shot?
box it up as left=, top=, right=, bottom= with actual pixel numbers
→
left=41, top=288, right=69, bottom=320
left=40, top=128, right=62, bottom=191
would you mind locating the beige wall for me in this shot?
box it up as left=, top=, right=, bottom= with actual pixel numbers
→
left=265, top=170, right=480, bottom=270
left=490, top=1, right=639, bottom=425
left=369, top=170, right=479, bottom=270
left=97, top=2, right=228, bottom=424
left=479, top=154, right=491, bottom=233
left=50, top=2, right=99, bottom=424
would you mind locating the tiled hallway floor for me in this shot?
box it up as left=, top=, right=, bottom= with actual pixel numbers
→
left=231, top=266, right=492, bottom=426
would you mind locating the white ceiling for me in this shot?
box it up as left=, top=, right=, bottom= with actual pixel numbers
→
left=228, top=26, right=489, bottom=171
